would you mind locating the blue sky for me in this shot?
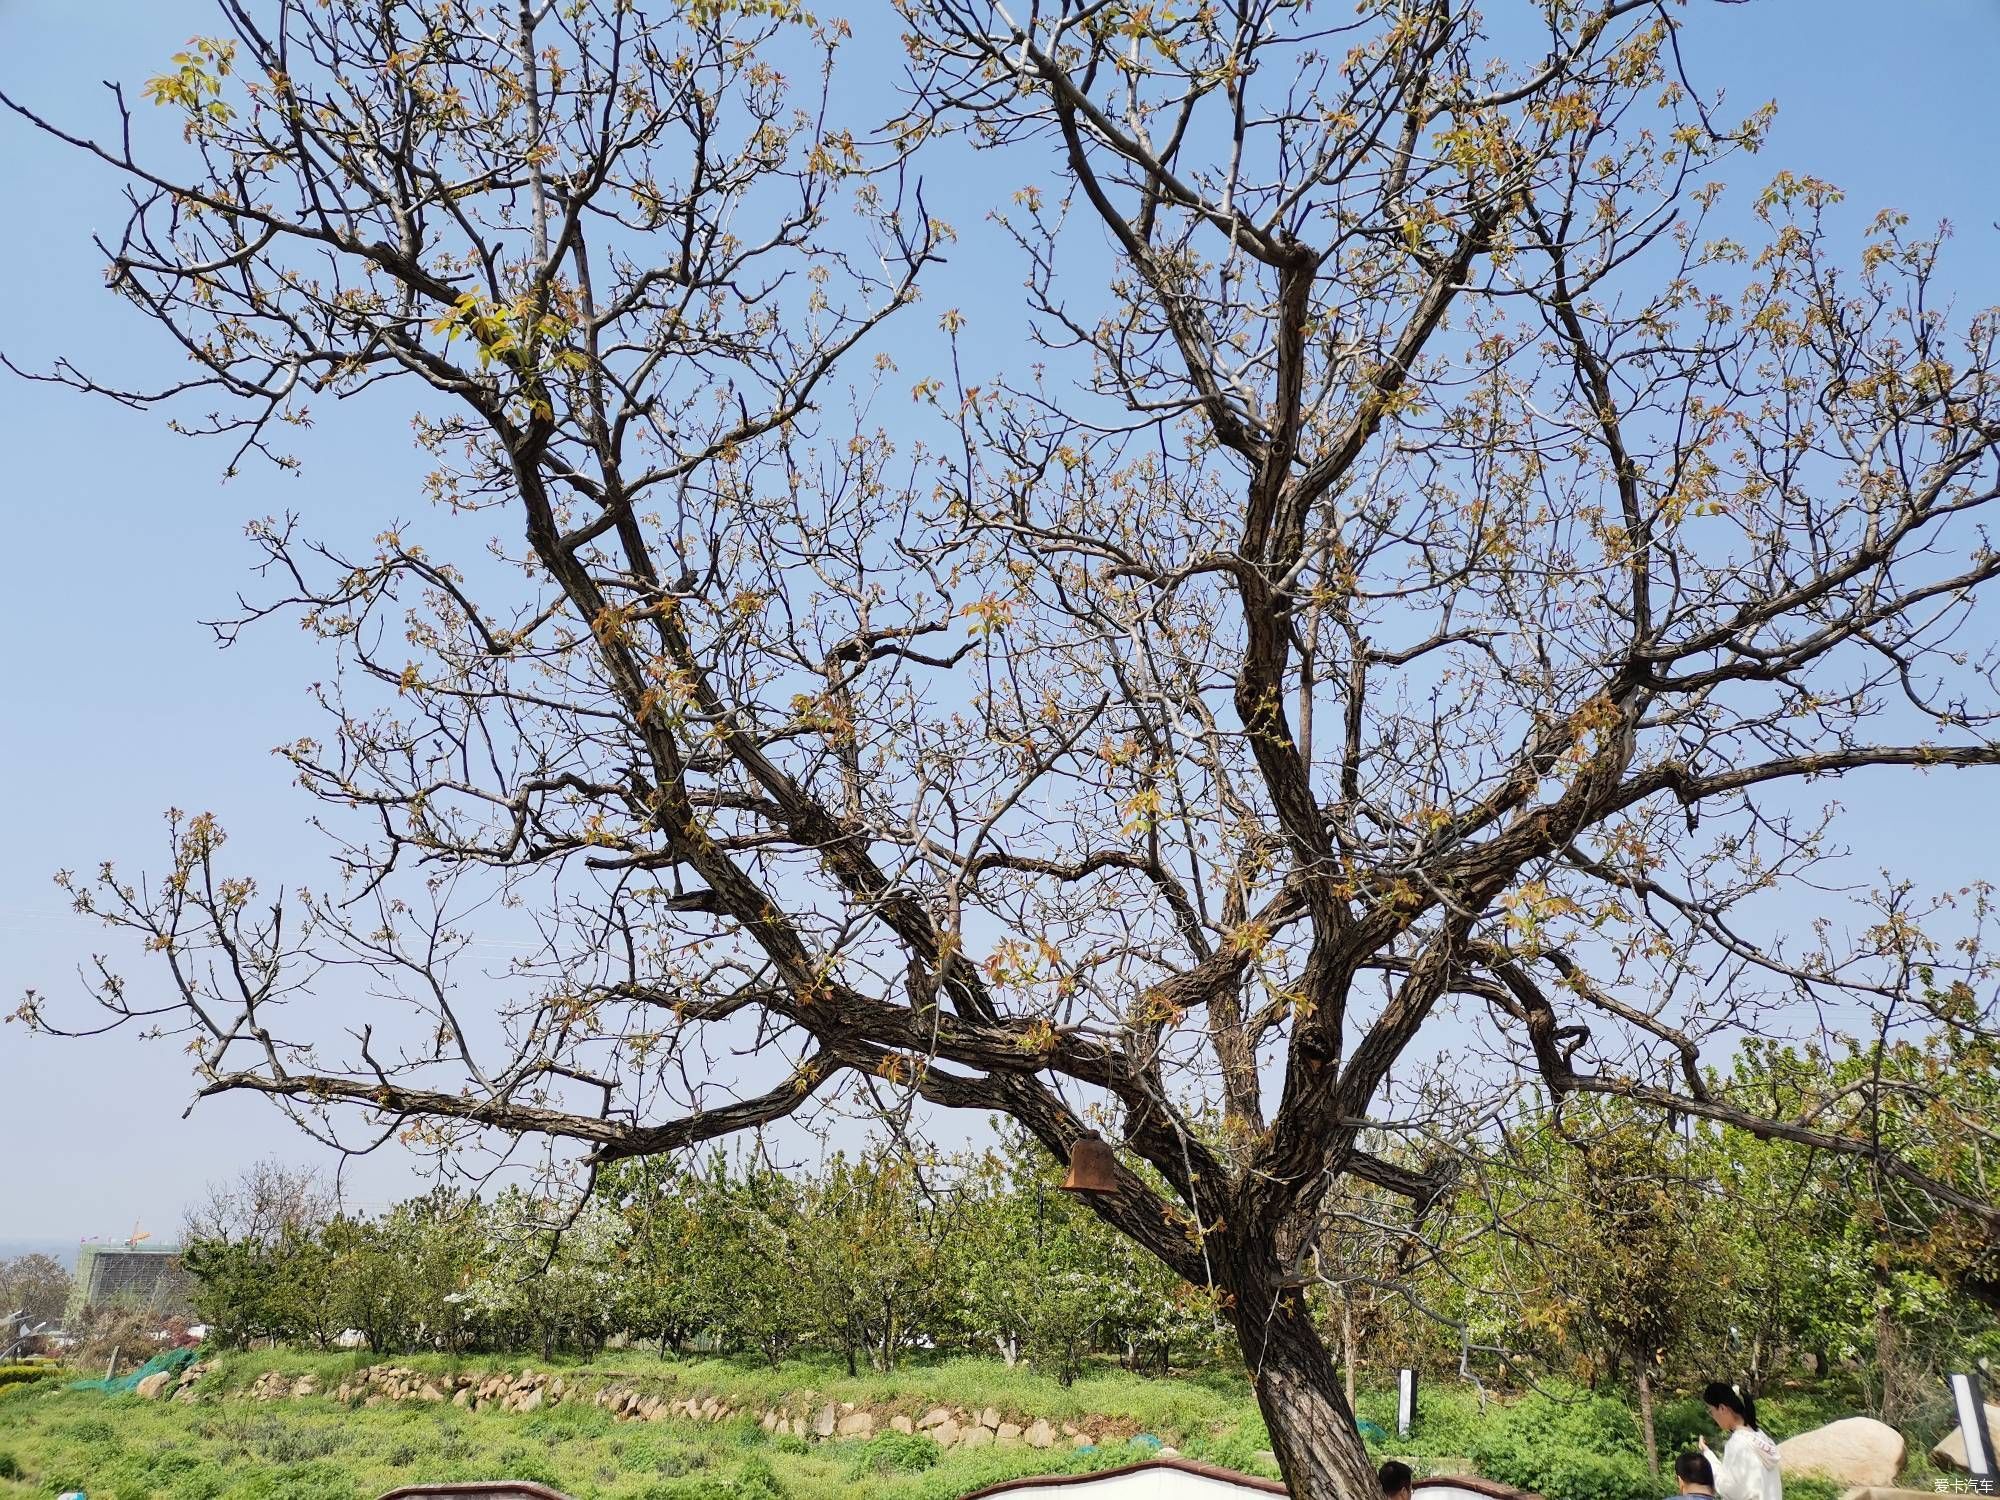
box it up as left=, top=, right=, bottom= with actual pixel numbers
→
left=3, top=0, right=1998, bottom=1244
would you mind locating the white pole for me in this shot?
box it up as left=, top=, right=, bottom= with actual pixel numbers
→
left=1950, top=1373, right=1995, bottom=1480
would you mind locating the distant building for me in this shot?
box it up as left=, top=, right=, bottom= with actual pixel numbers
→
left=65, top=1244, right=194, bottom=1325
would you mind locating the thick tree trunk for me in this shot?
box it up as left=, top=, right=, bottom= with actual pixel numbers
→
left=1231, top=1280, right=1380, bottom=1499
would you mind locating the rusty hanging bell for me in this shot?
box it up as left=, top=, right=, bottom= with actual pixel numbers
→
left=1060, top=1131, right=1119, bottom=1194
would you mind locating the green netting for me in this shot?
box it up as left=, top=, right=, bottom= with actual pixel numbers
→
left=67, top=1345, right=197, bottom=1394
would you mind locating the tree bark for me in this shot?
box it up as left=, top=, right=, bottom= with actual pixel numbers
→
left=1231, top=1277, right=1380, bottom=1499
left=1637, top=1365, right=1660, bottom=1477
left=1342, top=1291, right=1357, bottom=1409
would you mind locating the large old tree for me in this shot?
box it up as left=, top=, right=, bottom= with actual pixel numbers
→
left=10, top=1, right=2000, bottom=1493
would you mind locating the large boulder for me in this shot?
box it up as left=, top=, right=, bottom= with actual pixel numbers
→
left=1931, top=1404, right=2000, bottom=1473
left=133, top=1370, right=176, bottom=1400
left=1777, top=1416, right=1905, bottom=1486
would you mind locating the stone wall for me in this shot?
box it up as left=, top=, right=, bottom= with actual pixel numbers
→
left=225, top=1363, right=1182, bottom=1459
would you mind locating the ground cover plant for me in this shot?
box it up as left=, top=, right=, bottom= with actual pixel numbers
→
left=0, top=1354, right=1956, bottom=1500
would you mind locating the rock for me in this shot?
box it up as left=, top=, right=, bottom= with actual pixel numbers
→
left=1777, top=1418, right=1905, bottom=1487
left=292, top=1376, right=318, bottom=1398
left=918, top=1407, right=954, bottom=1431
left=550, top=1379, right=565, bottom=1400
left=814, top=1401, right=840, bottom=1439
left=932, top=1418, right=962, bottom=1448
left=837, top=1412, right=876, bottom=1438
left=1073, top=1434, right=1096, bottom=1449
left=890, top=1415, right=914, bottom=1435
left=1933, top=1405, right=2000, bottom=1473
left=997, top=1422, right=1023, bottom=1444
left=980, top=1406, right=1001, bottom=1431
left=452, top=1388, right=471, bottom=1408
left=1780, top=1417, right=1904, bottom=1485
left=134, top=1371, right=175, bottom=1400
left=761, top=1411, right=780, bottom=1432
left=517, top=1388, right=544, bottom=1414
left=1026, top=1420, right=1055, bottom=1449
left=418, top=1383, right=445, bottom=1403
left=1159, top=1446, right=1181, bottom=1459
left=961, top=1426, right=994, bottom=1450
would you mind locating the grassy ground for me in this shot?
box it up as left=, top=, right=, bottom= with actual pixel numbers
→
left=0, top=1353, right=1949, bottom=1500
left=0, top=1353, right=1277, bottom=1500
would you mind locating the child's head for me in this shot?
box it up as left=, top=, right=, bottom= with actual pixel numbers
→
left=1676, top=1450, right=1716, bottom=1492
left=1379, top=1459, right=1415, bottom=1500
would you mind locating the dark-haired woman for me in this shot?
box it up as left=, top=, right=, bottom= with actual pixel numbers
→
left=1698, top=1381, right=1781, bottom=1500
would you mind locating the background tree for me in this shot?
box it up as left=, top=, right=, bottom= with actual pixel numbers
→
left=793, top=1148, right=958, bottom=1374
left=1524, top=1104, right=1713, bottom=1476
left=180, top=1159, right=334, bottom=1252
left=600, top=1157, right=715, bottom=1358
left=11, top=0, right=2000, bottom=1493
left=180, top=1157, right=340, bottom=1347
left=0, top=1255, right=71, bottom=1329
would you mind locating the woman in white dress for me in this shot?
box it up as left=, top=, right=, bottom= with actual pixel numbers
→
left=1699, top=1380, right=1783, bottom=1500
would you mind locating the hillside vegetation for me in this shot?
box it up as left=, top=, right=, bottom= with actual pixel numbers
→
left=0, top=1352, right=1916, bottom=1500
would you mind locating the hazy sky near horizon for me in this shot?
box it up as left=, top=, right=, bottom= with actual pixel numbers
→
left=3, top=0, right=1999, bottom=1245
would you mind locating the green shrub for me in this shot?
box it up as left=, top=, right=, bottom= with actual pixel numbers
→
left=244, top=1411, right=344, bottom=1463
left=0, top=1450, right=18, bottom=1479
left=259, top=1459, right=364, bottom=1500
left=732, top=1454, right=786, bottom=1500
left=1785, top=1479, right=1841, bottom=1500
left=632, top=1460, right=786, bottom=1500
left=522, top=1399, right=616, bottom=1441
left=1468, top=1391, right=1659, bottom=1500
left=1652, top=1398, right=1710, bottom=1457
left=618, top=1431, right=705, bottom=1475
left=59, top=1415, right=121, bottom=1447
left=493, top=1443, right=567, bottom=1488
left=1181, top=1419, right=1280, bottom=1478
left=635, top=1482, right=737, bottom=1500
left=162, top=1458, right=233, bottom=1500
left=848, top=1430, right=942, bottom=1476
